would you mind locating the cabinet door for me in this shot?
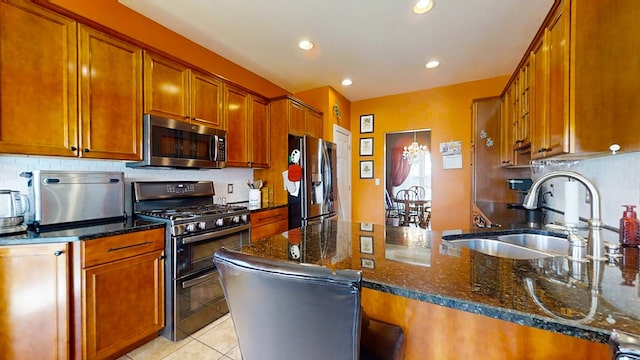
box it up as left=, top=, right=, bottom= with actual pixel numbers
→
left=530, top=36, right=547, bottom=159
left=544, top=3, right=568, bottom=157
left=0, top=243, right=69, bottom=360
left=250, top=95, right=270, bottom=168
left=78, top=25, right=142, bottom=160
left=190, top=70, right=224, bottom=129
left=306, top=109, right=323, bottom=139
left=225, top=85, right=250, bottom=167
left=516, top=60, right=531, bottom=149
left=0, top=1, right=78, bottom=157
left=143, top=52, right=189, bottom=121
left=288, top=100, right=306, bottom=136
left=83, top=250, right=164, bottom=360
left=499, top=93, right=514, bottom=166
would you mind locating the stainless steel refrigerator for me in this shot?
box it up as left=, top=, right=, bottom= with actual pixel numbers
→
left=288, top=135, right=338, bottom=228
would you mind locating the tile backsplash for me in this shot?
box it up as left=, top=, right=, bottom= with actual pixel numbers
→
left=532, top=151, right=640, bottom=230
left=0, top=154, right=254, bottom=215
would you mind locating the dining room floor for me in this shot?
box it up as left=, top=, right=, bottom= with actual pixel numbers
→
left=117, top=314, right=241, bottom=360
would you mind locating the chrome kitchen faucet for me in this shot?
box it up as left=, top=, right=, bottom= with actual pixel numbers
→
left=523, top=170, right=605, bottom=260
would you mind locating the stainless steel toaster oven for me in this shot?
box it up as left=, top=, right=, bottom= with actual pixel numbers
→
left=21, top=170, right=125, bottom=228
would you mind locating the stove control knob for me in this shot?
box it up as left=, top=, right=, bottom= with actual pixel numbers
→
left=198, top=221, right=206, bottom=230
left=232, top=216, right=240, bottom=224
left=172, top=225, right=184, bottom=236
left=186, top=223, right=197, bottom=233
left=215, top=218, right=225, bottom=227
left=241, top=214, right=249, bottom=223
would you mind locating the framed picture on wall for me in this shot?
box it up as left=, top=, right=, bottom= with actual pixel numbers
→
left=359, top=137, right=373, bottom=156
left=360, top=236, right=374, bottom=254
left=360, top=222, right=374, bottom=232
left=360, top=160, right=374, bottom=179
left=360, top=114, right=374, bottom=133
left=361, top=258, right=375, bottom=269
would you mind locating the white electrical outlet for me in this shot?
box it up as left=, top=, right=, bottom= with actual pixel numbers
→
left=227, top=184, right=233, bottom=194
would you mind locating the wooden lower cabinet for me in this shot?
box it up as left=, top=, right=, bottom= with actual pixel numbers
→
left=74, top=228, right=165, bottom=360
left=361, top=288, right=609, bottom=360
left=250, top=207, right=288, bottom=242
left=0, top=242, right=69, bottom=360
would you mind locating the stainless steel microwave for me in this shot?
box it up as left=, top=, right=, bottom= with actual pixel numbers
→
left=127, top=114, right=226, bottom=169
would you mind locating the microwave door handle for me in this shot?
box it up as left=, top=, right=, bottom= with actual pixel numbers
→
left=210, top=135, right=217, bottom=161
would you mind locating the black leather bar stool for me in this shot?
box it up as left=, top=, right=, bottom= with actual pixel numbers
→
left=214, top=248, right=405, bottom=360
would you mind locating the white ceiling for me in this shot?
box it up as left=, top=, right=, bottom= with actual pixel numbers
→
left=118, top=0, right=554, bottom=101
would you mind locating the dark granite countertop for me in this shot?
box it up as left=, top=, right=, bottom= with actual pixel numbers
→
left=229, top=201, right=288, bottom=212
left=0, top=218, right=165, bottom=246
left=243, top=219, right=640, bottom=344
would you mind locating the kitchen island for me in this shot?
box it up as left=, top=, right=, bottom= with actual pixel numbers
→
left=241, top=219, right=635, bottom=359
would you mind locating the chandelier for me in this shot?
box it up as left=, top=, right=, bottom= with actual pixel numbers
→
left=402, top=132, right=427, bottom=165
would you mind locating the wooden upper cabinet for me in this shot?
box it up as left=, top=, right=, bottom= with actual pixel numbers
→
left=542, top=2, right=568, bottom=158
left=225, top=85, right=250, bottom=167
left=143, top=52, right=190, bottom=120
left=515, top=0, right=637, bottom=160
left=225, top=84, right=270, bottom=168
left=190, top=70, right=224, bottom=129
left=306, top=109, right=323, bottom=139
left=250, top=95, right=270, bottom=168
left=570, top=0, right=639, bottom=155
left=0, top=242, right=69, bottom=360
left=500, top=88, right=515, bottom=166
left=78, top=25, right=143, bottom=160
left=529, top=35, right=547, bottom=159
left=515, top=60, right=531, bottom=150
left=274, top=96, right=324, bottom=137
left=288, top=101, right=307, bottom=135
left=0, top=0, right=78, bottom=157
left=529, top=2, right=568, bottom=159
left=143, top=52, right=224, bottom=129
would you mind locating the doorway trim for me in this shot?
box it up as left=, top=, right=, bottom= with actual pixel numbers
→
left=333, top=124, right=352, bottom=221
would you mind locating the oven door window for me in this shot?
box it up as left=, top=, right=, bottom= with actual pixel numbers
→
left=176, top=270, right=228, bottom=336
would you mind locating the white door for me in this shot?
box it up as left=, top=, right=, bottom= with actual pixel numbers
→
left=333, top=125, right=351, bottom=221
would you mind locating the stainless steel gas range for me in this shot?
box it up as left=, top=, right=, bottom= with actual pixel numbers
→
left=132, top=181, right=250, bottom=341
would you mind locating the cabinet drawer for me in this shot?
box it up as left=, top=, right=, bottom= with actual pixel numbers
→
left=251, top=207, right=287, bottom=226
left=82, top=228, right=164, bottom=268
left=251, top=219, right=289, bottom=242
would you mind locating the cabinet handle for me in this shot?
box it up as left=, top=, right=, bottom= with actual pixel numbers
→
left=84, top=148, right=90, bottom=152
left=191, top=116, right=196, bottom=120
left=54, top=250, right=63, bottom=256
left=159, top=255, right=166, bottom=260
left=257, top=214, right=281, bottom=222
left=107, top=241, right=152, bottom=252
left=537, top=148, right=546, bottom=153
left=70, top=146, right=77, bottom=151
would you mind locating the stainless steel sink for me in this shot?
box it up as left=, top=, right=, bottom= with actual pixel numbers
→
left=496, top=234, right=568, bottom=256
left=446, top=238, right=555, bottom=260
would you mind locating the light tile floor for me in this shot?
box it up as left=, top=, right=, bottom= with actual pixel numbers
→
left=118, top=314, right=241, bottom=360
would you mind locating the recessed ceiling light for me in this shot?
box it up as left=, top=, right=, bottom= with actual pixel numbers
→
left=413, top=0, right=434, bottom=14
left=425, top=60, right=440, bottom=69
left=341, top=78, right=353, bottom=86
left=298, top=40, right=314, bottom=50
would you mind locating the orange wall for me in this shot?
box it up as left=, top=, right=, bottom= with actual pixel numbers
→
left=42, top=0, right=288, bottom=98
left=350, top=76, right=509, bottom=230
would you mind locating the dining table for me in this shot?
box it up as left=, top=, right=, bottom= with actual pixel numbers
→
left=394, top=197, right=431, bottom=227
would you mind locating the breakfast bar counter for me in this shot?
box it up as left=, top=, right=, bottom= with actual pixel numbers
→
left=242, top=219, right=637, bottom=358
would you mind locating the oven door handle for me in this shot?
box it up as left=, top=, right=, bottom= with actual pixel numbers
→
left=181, top=223, right=251, bottom=245
left=182, top=272, right=216, bottom=289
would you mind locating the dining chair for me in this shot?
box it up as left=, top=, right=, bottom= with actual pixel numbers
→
left=214, top=248, right=405, bottom=360
left=408, top=186, right=426, bottom=200
left=395, top=189, right=419, bottom=226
